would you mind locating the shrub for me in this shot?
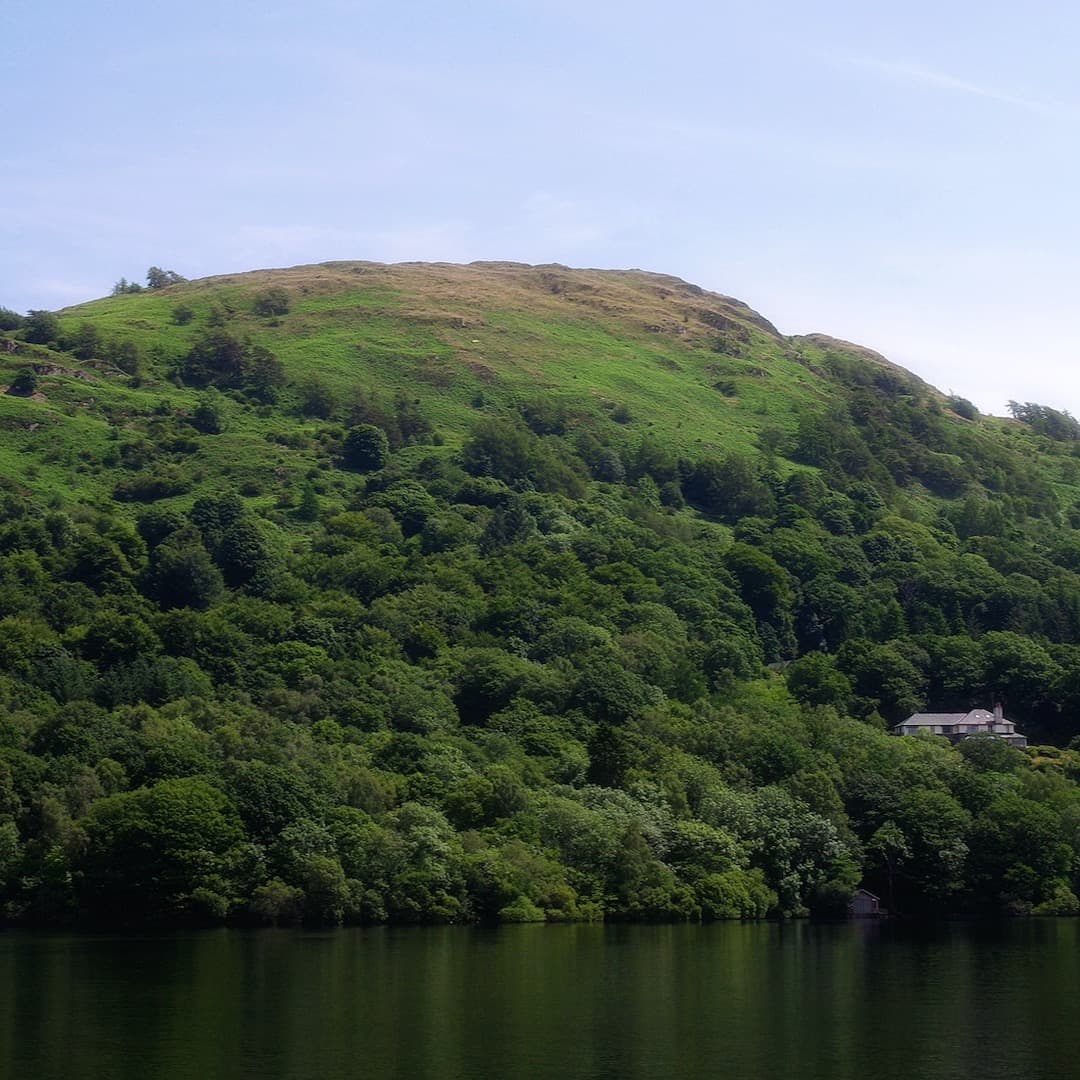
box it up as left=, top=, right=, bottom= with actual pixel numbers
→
left=253, top=287, right=290, bottom=317
left=191, top=393, right=226, bottom=434
left=108, top=339, right=141, bottom=375
left=8, top=368, right=38, bottom=396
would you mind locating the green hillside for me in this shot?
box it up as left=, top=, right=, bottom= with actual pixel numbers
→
left=1, top=260, right=1080, bottom=927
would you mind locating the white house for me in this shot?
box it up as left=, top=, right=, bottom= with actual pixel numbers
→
left=893, top=704, right=1027, bottom=748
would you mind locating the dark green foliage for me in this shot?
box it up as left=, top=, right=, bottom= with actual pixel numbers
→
left=67, top=321, right=101, bottom=360
left=80, top=777, right=243, bottom=923
left=22, top=310, right=59, bottom=345
left=948, top=395, right=979, bottom=420
left=180, top=329, right=247, bottom=387
left=227, top=760, right=320, bottom=844
left=682, top=454, right=775, bottom=521
left=145, top=267, right=187, bottom=289
left=190, top=492, right=245, bottom=547
left=8, top=368, right=38, bottom=396
left=179, top=331, right=286, bottom=402
left=253, top=287, right=290, bottom=317
left=1008, top=401, right=1080, bottom=441
left=148, top=533, right=224, bottom=610
left=462, top=418, right=586, bottom=496
left=191, top=392, right=226, bottom=434
left=216, top=518, right=274, bottom=591
left=296, top=481, right=321, bottom=522
left=298, top=377, right=338, bottom=419
left=0, top=307, right=24, bottom=331
left=342, top=424, right=390, bottom=472
left=113, top=465, right=191, bottom=502
left=786, top=652, right=853, bottom=711
left=4, top=268, right=1080, bottom=929
left=107, top=339, right=141, bottom=375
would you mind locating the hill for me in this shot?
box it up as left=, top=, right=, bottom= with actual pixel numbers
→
left=1, top=260, right=1080, bottom=927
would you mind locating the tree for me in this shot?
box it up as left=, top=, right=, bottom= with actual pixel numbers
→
left=867, top=820, right=909, bottom=914
left=216, top=518, right=275, bottom=592
left=786, top=651, right=853, bottom=712
left=148, top=535, right=224, bottom=610
left=1007, top=401, right=1080, bottom=441
left=342, top=424, right=390, bottom=472
left=244, top=346, right=287, bottom=403
left=108, top=339, right=141, bottom=375
left=298, top=377, right=338, bottom=418
left=682, top=454, right=775, bottom=522
left=180, top=329, right=248, bottom=387
left=146, top=267, right=187, bottom=289
left=67, top=321, right=101, bottom=360
left=226, top=760, right=320, bottom=844
left=296, top=482, right=321, bottom=522
left=79, top=777, right=244, bottom=923
left=22, top=310, right=59, bottom=345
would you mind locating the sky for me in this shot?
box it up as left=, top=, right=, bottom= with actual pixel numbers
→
left=4, top=0, right=1080, bottom=416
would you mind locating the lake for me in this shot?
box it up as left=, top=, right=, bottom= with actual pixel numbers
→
left=0, top=920, right=1076, bottom=1080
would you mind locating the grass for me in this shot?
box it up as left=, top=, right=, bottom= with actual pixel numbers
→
left=3, top=258, right=1076, bottom=517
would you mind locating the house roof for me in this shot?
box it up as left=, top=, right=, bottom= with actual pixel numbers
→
left=853, top=888, right=880, bottom=900
left=900, top=709, right=1000, bottom=726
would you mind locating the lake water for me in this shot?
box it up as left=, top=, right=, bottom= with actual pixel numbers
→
left=0, top=921, right=1076, bottom=1080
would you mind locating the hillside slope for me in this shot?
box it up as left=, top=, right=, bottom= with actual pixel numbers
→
left=0, top=261, right=1079, bottom=927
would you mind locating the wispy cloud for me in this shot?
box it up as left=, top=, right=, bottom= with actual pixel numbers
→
left=846, top=56, right=1063, bottom=115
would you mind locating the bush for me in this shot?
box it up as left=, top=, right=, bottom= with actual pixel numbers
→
left=108, top=339, right=141, bottom=375
left=253, top=287, right=290, bottom=317
left=8, top=368, right=38, bottom=396
left=191, top=393, right=226, bottom=434
left=113, top=465, right=192, bottom=502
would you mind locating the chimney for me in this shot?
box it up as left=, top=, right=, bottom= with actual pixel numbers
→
left=994, top=702, right=1003, bottom=726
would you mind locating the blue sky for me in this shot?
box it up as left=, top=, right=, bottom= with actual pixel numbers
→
left=4, top=0, right=1080, bottom=416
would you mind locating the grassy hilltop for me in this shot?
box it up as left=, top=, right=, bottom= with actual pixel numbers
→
left=2, top=261, right=1080, bottom=927
left=4, top=260, right=951, bottom=505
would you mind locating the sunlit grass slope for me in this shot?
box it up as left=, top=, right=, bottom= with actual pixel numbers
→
left=0, top=259, right=1068, bottom=514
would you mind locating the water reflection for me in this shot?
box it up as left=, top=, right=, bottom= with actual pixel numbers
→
left=0, top=921, right=1076, bottom=1080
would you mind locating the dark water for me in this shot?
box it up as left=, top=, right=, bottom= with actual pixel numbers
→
left=0, top=921, right=1077, bottom=1080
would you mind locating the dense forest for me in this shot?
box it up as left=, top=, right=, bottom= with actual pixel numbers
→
left=2, top=261, right=1080, bottom=927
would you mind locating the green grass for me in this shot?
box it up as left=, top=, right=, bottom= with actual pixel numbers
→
left=3, top=259, right=1077, bottom=517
